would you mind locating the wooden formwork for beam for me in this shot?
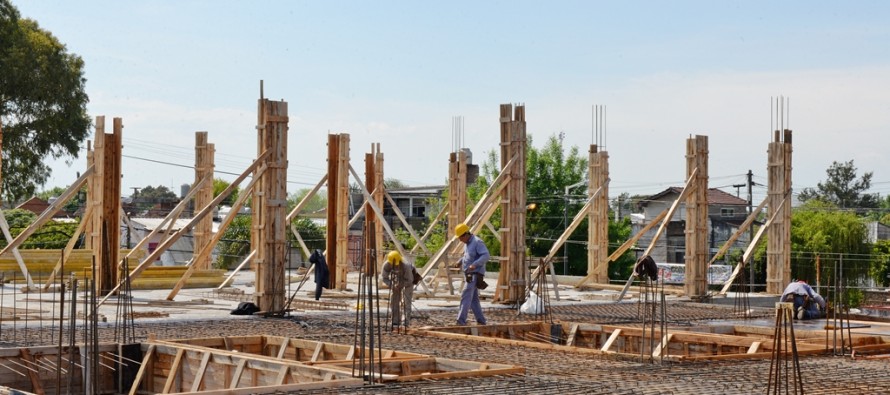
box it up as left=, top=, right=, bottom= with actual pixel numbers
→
left=128, top=335, right=523, bottom=394
left=447, top=150, right=468, bottom=238
left=685, top=135, right=709, bottom=299
left=766, top=130, right=792, bottom=294
left=412, top=320, right=890, bottom=362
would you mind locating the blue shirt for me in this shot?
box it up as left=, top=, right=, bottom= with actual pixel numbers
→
left=781, top=281, right=826, bottom=309
left=461, top=234, right=489, bottom=275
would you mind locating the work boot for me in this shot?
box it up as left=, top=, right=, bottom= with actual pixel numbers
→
left=796, top=307, right=805, bottom=320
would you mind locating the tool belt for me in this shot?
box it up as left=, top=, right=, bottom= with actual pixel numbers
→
left=466, top=273, right=488, bottom=290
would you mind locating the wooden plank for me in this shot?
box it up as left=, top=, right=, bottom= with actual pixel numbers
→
left=747, top=341, right=762, bottom=354
left=652, top=333, right=673, bottom=358
left=616, top=168, right=699, bottom=300
left=128, top=344, right=154, bottom=395
left=719, top=196, right=787, bottom=295
left=168, top=166, right=264, bottom=300
left=601, top=329, right=622, bottom=352
left=229, top=358, right=247, bottom=389
left=565, top=324, right=580, bottom=347
left=163, top=348, right=186, bottom=394
left=19, top=349, right=44, bottom=395
left=276, top=338, right=290, bottom=359
left=310, top=343, right=324, bottom=362
left=166, top=378, right=364, bottom=395
left=190, top=351, right=211, bottom=393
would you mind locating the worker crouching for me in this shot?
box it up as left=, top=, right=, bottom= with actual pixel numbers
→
left=381, top=251, right=415, bottom=331
left=780, top=280, right=827, bottom=320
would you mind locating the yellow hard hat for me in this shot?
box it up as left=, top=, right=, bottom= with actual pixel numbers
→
left=455, top=223, right=469, bottom=237
left=386, top=251, right=402, bottom=265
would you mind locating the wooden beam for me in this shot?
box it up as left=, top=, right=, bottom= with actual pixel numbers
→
left=707, top=197, right=768, bottom=266
left=166, top=167, right=264, bottom=300
left=411, top=202, right=448, bottom=254
left=384, top=191, right=430, bottom=255
left=616, top=168, right=698, bottom=301
left=41, top=204, right=93, bottom=290
left=163, top=348, right=186, bottom=393
left=0, top=166, right=93, bottom=257
left=419, top=155, right=518, bottom=279
left=576, top=208, right=668, bottom=288
left=719, top=196, right=788, bottom=295
left=0, top=210, right=34, bottom=289
left=218, top=250, right=258, bottom=290
left=128, top=344, right=154, bottom=395
left=99, top=151, right=270, bottom=307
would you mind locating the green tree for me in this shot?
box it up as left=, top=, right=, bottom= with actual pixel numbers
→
left=789, top=200, right=870, bottom=301
left=798, top=160, right=879, bottom=209
left=36, top=185, right=84, bottom=213
left=1, top=1, right=91, bottom=203
left=288, top=188, right=326, bottom=216
left=212, top=178, right=240, bottom=206
left=0, top=208, right=77, bottom=249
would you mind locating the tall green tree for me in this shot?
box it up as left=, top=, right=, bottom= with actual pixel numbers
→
left=1, top=1, right=91, bottom=203
left=798, top=160, right=879, bottom=209
left=789, top=200, right=870, bottom=289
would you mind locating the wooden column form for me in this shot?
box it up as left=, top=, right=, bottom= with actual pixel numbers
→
left=91, top=116, right=122, bottom=295
left=587, top=145, right=610, bottom=284
left=326, top=133, right=351, bottom=290
left=364, top=144, right=385, bottom=274
left=448, top=150, right=468, bottom=236
left=684, top=135, right=709, bottom=299
left=766, top=130, right=792, bottom=294
left=495, top=104, right=527, bottom=303
left=253, top=99, right=289, bottom=312
left=193, top=132, right=215, bottom=270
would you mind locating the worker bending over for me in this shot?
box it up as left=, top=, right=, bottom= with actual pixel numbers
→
left=381, top=251, right=415, bottom=330
left=780, top=280, right=826, bottom=320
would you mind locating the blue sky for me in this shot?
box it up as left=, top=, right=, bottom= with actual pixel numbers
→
left=12, top=1, right=890, bottom=203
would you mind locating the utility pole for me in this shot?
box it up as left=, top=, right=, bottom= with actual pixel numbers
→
left=747, top=170, right=754, bottom=290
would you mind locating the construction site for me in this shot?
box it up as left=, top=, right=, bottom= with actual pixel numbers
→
left=2, top=95, right=890, bottom=395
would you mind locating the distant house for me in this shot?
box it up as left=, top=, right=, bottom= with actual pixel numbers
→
left=125, top=217, right=200, bottom=266
left=634, top=187, right=751, bottom=264
left=16, top=196, right=75, bottom=218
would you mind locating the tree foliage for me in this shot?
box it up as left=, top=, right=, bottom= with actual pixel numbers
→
left=0, top=208, right=78, bottom=249
left=789, top=200, right=870, bottom=285
left=212, top=178, right=240, bottom=206
left=0, top=1, right=91, bottom=203
left=36, top=184, right=84, bottom=213
left=798, top=160, right=879, bottom=209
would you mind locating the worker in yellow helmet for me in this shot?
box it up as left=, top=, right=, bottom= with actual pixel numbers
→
left=455, top=223, right=488, bottom=326
left=380, top=250, right=416, bottom=331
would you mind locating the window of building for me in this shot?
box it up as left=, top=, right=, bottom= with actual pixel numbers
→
left=721, top=208, right=734, bottom=217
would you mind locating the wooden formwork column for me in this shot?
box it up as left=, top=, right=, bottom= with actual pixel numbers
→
left=587, top=145, right=610, bottom=284
left=365, top=144, right=384, bottom=270
left=448, top=150, right=468, bottom=235
left=253, top=99, right=289, bottom=312
left=767, top=130, right=792, bottom=294
left=326, top=133, right=350, bottom=290
left=684, top=135, right=709, bottom=299
left=494, top=104, right=527, bottom=303
left=91, top=116, right=122, bottom=295
left=193, top=131, right=215, bottom=270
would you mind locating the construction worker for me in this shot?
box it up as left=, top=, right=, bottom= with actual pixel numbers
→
left=455, top=223, right=488, bottom=326
left=780, top=280, right=826, bottom=320
left=380, top=251, right=415, bottom=330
